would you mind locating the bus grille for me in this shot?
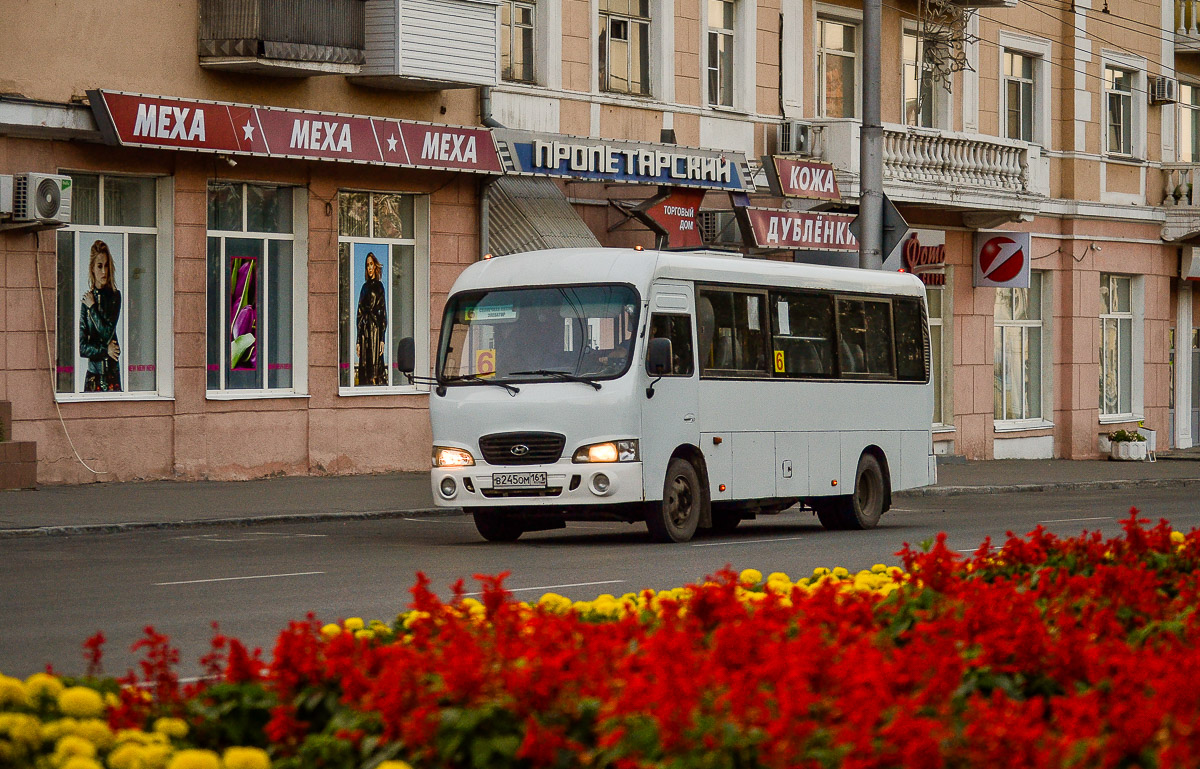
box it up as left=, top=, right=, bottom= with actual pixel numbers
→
left=479, top=432, right=565, bottom=466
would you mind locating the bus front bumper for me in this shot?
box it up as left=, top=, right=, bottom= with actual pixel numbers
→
left=432, top=462, right=644, bottom=508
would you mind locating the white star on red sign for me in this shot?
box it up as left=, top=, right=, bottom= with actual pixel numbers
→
left=242, top=121, right=256, bottom=141
left=386, top=134, right=398, bottom=153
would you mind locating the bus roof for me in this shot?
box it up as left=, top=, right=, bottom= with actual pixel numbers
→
left=450, top=248, right=927, bottom=298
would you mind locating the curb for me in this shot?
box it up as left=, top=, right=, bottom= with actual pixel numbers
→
left=896, top=477, right=1200, bottom=498
left=0, top=507, right=458, bottom=540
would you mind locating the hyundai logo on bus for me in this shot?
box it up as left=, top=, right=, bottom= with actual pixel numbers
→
left=973, top=231, right=1031, bottom=288
left=510, top=445, right=530, bottom=456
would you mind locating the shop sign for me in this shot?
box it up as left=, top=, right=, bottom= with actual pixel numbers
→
left=87, top=90, right=503, bottom=174
left=901, top=230, right=946, bottom=285
left=973, top=231, right=1031, bottom=288
left=765, top=157, right=841, bottom=201
left=633, top=188, right=706, bottom=249
left=493, top=129, right=753, bottom=192
left=742, top=208, right=858, bottom=251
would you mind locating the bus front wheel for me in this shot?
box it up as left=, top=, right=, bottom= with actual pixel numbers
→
left=471, top=508, right=525, bottom=542
left=815, top=454, right=886, bottom=531
left=647, top=458, right=706, bottom=543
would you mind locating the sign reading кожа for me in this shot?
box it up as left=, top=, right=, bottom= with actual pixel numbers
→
left=87, top=90, right=504, bottom=174
left=742, top=208, right=859, bottom=250
left=765, top=157, right=842, bottom=201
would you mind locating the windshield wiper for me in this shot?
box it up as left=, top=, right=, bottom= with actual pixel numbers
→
left=443, top=374, right=520, bottom=394
left=510, top=369, right=602, bottom=390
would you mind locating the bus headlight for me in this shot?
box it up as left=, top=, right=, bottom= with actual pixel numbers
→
left=432, top=446, right=475, bottom=467
left=573, top=440, right=639, bottom=463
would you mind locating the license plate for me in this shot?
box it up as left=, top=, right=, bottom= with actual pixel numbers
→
left=491, top=472, right=548, bottom=489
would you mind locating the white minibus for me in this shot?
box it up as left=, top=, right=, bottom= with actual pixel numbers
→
left=399, top=248, right=936, bottom=543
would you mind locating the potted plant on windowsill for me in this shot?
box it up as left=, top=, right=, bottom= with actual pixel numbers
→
left=1108, top=429, right=1147, bottom=461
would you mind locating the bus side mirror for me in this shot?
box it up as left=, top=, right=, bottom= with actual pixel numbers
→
left=397, top=337, right=415, bottom=375
left=647, top=337, right=673, bottom=376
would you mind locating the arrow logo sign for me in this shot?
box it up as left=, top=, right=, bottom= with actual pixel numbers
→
left=973, top=231, right=1031, bottom=288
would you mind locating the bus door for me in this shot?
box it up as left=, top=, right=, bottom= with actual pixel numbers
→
left=640, top=282, right=700, bottom=501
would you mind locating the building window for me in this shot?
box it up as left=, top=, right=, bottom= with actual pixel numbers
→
left=206, top=182, right=298, bottom=394
left=994, top=272, right=1043, bottom=422
left=337, top=191, right=429, bottom=391
left=707, top=0, right=735, bottom=107
left=902, top=30, right=943, bottom=128
left=501, top=1, right=536, bottom=83
left=599, top=0, right=651, bottom=96
left=1181, top=83, right=1200, bottom=163
left=1105, top=65, right=1135, bottom=157
left=1003, top=50, right=1035, bottom=142
left=818, top=18, right=857, bottom=118
left=56, top=173, right=166, bottom=398
left=1100, top=273, right=1133, bottom=416
left=927, top=285, right=946, bottom=425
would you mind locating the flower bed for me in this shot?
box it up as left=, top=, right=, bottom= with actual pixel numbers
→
left=4, top=509, right=1200, bottom=768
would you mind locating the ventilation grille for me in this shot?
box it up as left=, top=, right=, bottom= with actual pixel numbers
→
left=479, top=432, right=565, bottom=466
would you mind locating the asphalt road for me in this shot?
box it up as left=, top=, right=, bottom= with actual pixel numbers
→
left=3, top=485, right=1197, bottom=678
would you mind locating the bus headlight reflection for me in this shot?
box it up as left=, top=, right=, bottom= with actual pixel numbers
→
left=433, top=446, right=475, bottom=467
left=573, top=440, right=639, bottom=463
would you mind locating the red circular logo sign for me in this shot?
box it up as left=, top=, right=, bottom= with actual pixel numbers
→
left=978, top=236, right=1026, bottom=284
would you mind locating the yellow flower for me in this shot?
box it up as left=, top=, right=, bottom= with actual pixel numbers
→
left=738, top=569, right=763, bottom=586
left=354, top=629, right=375, bottom=641
left=41, top=717, right=79, bottom=743
left=871, top=563, right=888, bottom=573
left=0, top=712, right=42, bottom=747
left=812, top=567, right=830, bottom=578
left=376, top=762, right=414, bottom=769
left=58, top=686, right=106, bottom=719
left=107, top=743, right=145, bottom=769
left=140, top=742, right=174, bottom=769
left=0, top=675, right=27, bottom=708
left=152, top=718, right=188, bottom=740
left=320, top=624, right=342, bottom=640
left=343, top=617, right=365, bottom=631
left=60, top=757, right=103, bottom=769
left=74, top=719, right=114, bottom=750
left=1171, top=531, right=1186, bottom=544
left=54, top=734, right=97, bottom=760
left=25, top=672, right=64, bottom=700
left=166, top=748, right=221, bottom=769
left=223, top=746, right=272, bottom=769
left=832, top=566, right=850, bottom=579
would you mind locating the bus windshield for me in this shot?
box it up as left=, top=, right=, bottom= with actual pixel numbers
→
left=440, top=284, right=640, bottom=383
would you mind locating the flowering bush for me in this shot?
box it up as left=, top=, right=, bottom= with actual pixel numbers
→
left=4, top=509, right=1200, bottom=768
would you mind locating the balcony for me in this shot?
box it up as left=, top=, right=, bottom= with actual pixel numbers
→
left=806, top=120, right=1048, bottom=227
left=198, top=0, right=365, bottom=76
left=1160, top=164, right=1200, bottom=240
left=1175, top=1, right=1200, bottom=52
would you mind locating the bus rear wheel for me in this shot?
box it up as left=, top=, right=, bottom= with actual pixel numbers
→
left=815, top=454, right=886, bottom=531
left=471, top=508, right=525, bottom=542
left=646, top=458, right=706, bottom=543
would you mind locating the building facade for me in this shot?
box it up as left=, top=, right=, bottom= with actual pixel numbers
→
left=0, top=0, right=1195, bottom=485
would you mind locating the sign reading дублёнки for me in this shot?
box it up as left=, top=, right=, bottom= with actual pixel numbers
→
left=493, top=129, right=754, bottom=192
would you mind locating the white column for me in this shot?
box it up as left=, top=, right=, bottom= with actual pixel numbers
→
left=1176, top=275, right=1193, bottom=449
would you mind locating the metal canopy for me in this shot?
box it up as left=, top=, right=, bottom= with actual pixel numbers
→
left=486, top=176, right=600, bottom=257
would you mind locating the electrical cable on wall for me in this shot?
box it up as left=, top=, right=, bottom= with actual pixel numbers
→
left=33, top=231, right=108, bottom=476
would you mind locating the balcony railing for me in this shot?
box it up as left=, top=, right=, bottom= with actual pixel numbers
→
left=806, top=120, right=1048, bottom=220
left=1161, top=163, right=1200, bottom=240
left=1175, top=1, right=1200, bottom=50
left=198, top=0, right=365, bottom=76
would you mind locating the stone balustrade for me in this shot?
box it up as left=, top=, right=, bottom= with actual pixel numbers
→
left=1163, top=164, right=1200, bottom=206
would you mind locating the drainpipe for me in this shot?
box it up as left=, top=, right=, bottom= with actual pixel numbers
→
left=479, top=86, right=506, bottom=259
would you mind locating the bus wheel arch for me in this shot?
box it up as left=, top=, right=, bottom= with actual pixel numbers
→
left=816, top=449, right=889, bottom=531
left=862, top=445, right=892, bottom=513
left=646, top=447, right=710, bottom=543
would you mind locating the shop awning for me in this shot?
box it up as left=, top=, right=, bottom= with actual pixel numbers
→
left=485, top=175, right=600, bottom=256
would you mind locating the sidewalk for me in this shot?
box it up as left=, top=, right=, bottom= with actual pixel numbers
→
left=2, top=450, right=1198, bottom=538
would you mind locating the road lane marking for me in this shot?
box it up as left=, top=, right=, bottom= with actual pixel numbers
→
left=691, top=536, right=807, bottom=547
left=154, top=571, right=324, bottom=586
left=1038, top=516, right=1113, bottom=523
left=174, top=533, right=328, bottom=541
left=462, top=579, right=626, bottom=596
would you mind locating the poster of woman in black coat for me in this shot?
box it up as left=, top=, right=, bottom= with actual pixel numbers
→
left=355, top=251, right=388, bottom=386
left=79, top=239, right=122, bottom=392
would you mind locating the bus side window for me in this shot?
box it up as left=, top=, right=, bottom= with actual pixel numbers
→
left=893, top=298, right=928, bottom=381
left=837, top=297, right=894, bottom=377
left=647, top=313, right=695, bottom=376
left=698, top=287, right=768, bottom=376
left=770, top=291, right=834, bottom=377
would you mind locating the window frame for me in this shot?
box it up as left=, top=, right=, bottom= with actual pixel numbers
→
left=646, top=312, right=696, bottom=377
left=205, top=181, right=308, bottom=400
left=993, top=271, right=1047, bottom=427
left=336, top=190, right=431, bottom=397
left=55, top=172, right=175, bottom=403
left=1180, top=81, right=1200, bottom=163
left=598, top=0, right=653, bottom=97
left=501, top=0, right=537, bottom=84
left=926, top=281, right=949, bottom=428
left=816, top=15, right=860, bottom=119
left=996, top=32, right=1051, bottom=147
left=1002, top=51, right=1034, bottom=143
left=706, top=0, right=736, bottom=108
left=1099, top=272, right=1137, bottom=419
left=1104, top=64, right=1136, bottom=158
left=901, top=27, right=950, bottom=130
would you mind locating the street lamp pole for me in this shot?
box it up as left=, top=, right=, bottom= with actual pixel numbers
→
left=858, top=0, right=884, bottom=270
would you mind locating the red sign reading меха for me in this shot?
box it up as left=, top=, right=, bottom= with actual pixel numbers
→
left=88, top=90, right=503, bottom=173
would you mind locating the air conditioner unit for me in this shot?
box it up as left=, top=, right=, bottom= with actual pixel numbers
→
left=776, top=121, right=811, bottom=155
left=0, top=175, right=12, bottom=218
left=1152, top=76, right=1178, bottom=104
left=698, top=210, right=743, bottom=247
left=12, top=173, right=72, bottom=225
